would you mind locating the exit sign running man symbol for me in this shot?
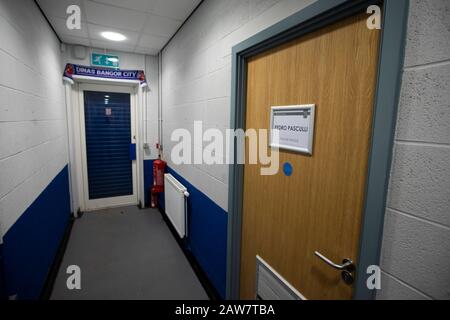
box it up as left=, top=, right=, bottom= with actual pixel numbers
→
left=91, top=53, right=119, bottom=69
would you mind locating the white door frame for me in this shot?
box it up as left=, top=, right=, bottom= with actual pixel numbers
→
left=78, top=83, right=138, bottom=211
left=66, top=79, right=145, bottom=213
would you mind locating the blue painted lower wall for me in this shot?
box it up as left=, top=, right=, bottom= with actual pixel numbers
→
left=0, top=244, right=5, bottom=300
left=2, top=165, right=71, bottom=300
left=143, top=160, right=227, bottom=298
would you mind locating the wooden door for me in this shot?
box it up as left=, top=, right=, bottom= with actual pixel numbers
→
left=240, top=12, right=381, bottom=300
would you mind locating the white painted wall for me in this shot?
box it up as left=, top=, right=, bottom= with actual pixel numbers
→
left=61, top=45, right=160, bottom=160
left=0, top=0, right=68, bottom=237
left=161, top=0, right=316, bottom=211
left=377, top=0, right=450, bottom=300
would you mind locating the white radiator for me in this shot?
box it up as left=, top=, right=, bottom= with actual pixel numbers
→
left=164, top=173, right=189, bottom=238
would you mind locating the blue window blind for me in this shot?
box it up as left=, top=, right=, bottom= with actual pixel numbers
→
left=84, top=91, right=133, bottom=199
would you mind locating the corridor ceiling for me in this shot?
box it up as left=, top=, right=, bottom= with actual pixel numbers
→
left=36, top=0, right=202, bottom=55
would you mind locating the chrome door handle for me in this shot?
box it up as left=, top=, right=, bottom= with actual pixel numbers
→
left=314, top=251, right=355, bottom=272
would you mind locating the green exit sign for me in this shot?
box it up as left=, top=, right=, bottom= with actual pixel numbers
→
left=91, top=53, right=119, bottom=68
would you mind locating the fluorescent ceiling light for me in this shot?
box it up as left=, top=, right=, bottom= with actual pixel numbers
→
left=101, top=31, right=126, bottom=41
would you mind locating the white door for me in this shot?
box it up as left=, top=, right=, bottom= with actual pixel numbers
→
left=79, top=83, right=138, bottom=211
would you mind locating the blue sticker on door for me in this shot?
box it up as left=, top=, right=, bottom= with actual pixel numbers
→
left=283, top=162, right=293, bottom=176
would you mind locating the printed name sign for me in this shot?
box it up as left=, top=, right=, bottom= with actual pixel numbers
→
left=270, top=105, right=315, bottom=155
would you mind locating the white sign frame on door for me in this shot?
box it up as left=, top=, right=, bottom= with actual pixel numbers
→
left=269, top=104, right=315, bottom=155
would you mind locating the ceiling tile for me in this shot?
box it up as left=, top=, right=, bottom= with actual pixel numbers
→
left=152, top=0, right=201, bottom=21
left=138, top=33, right=169, bottom=49
left=91, top=0, right=159, bottom=13
left=85, top=1, right=147, bottom=32
left=90, top=39, right=136, bottom=53
left=143, top=14, right=181, bottom=38
left=60, top=35, right=91, bottom=47
left=134, top=46, right=160, bottom=56
left=38, top=0, right=203, bottom=55
left=37, top=0, right=86, bottom=20
left=48, top=16, right=89, bottom=38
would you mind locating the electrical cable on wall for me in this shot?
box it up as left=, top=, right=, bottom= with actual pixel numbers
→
left=144, top=57, right=148, bottom=146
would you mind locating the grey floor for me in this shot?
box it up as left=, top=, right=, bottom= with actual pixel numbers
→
left=50, top=206, right=208, bottom=300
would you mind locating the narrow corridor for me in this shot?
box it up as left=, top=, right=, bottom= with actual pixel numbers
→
left=50, top=206, right=207, bottom=300
left=0, top=0, right=448, bottom=305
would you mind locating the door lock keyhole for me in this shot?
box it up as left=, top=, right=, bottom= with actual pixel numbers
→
left=340, top=258, right=355, bottom=286
left=341, top=270, right=354, bottom=285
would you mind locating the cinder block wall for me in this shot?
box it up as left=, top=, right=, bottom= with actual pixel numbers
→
left=0, top=0, right=71, bottom=298
left=377, top=0, right=450, bottom=300
left=161, top=0, right=316, bottom=211
left=0, top=0, right=68, bottom=241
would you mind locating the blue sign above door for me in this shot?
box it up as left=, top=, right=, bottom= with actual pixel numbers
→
left=91, top=53, right=119, bottom=68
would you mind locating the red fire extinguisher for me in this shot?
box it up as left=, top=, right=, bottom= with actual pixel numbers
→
left=151, top=159, right=166, bottom=208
